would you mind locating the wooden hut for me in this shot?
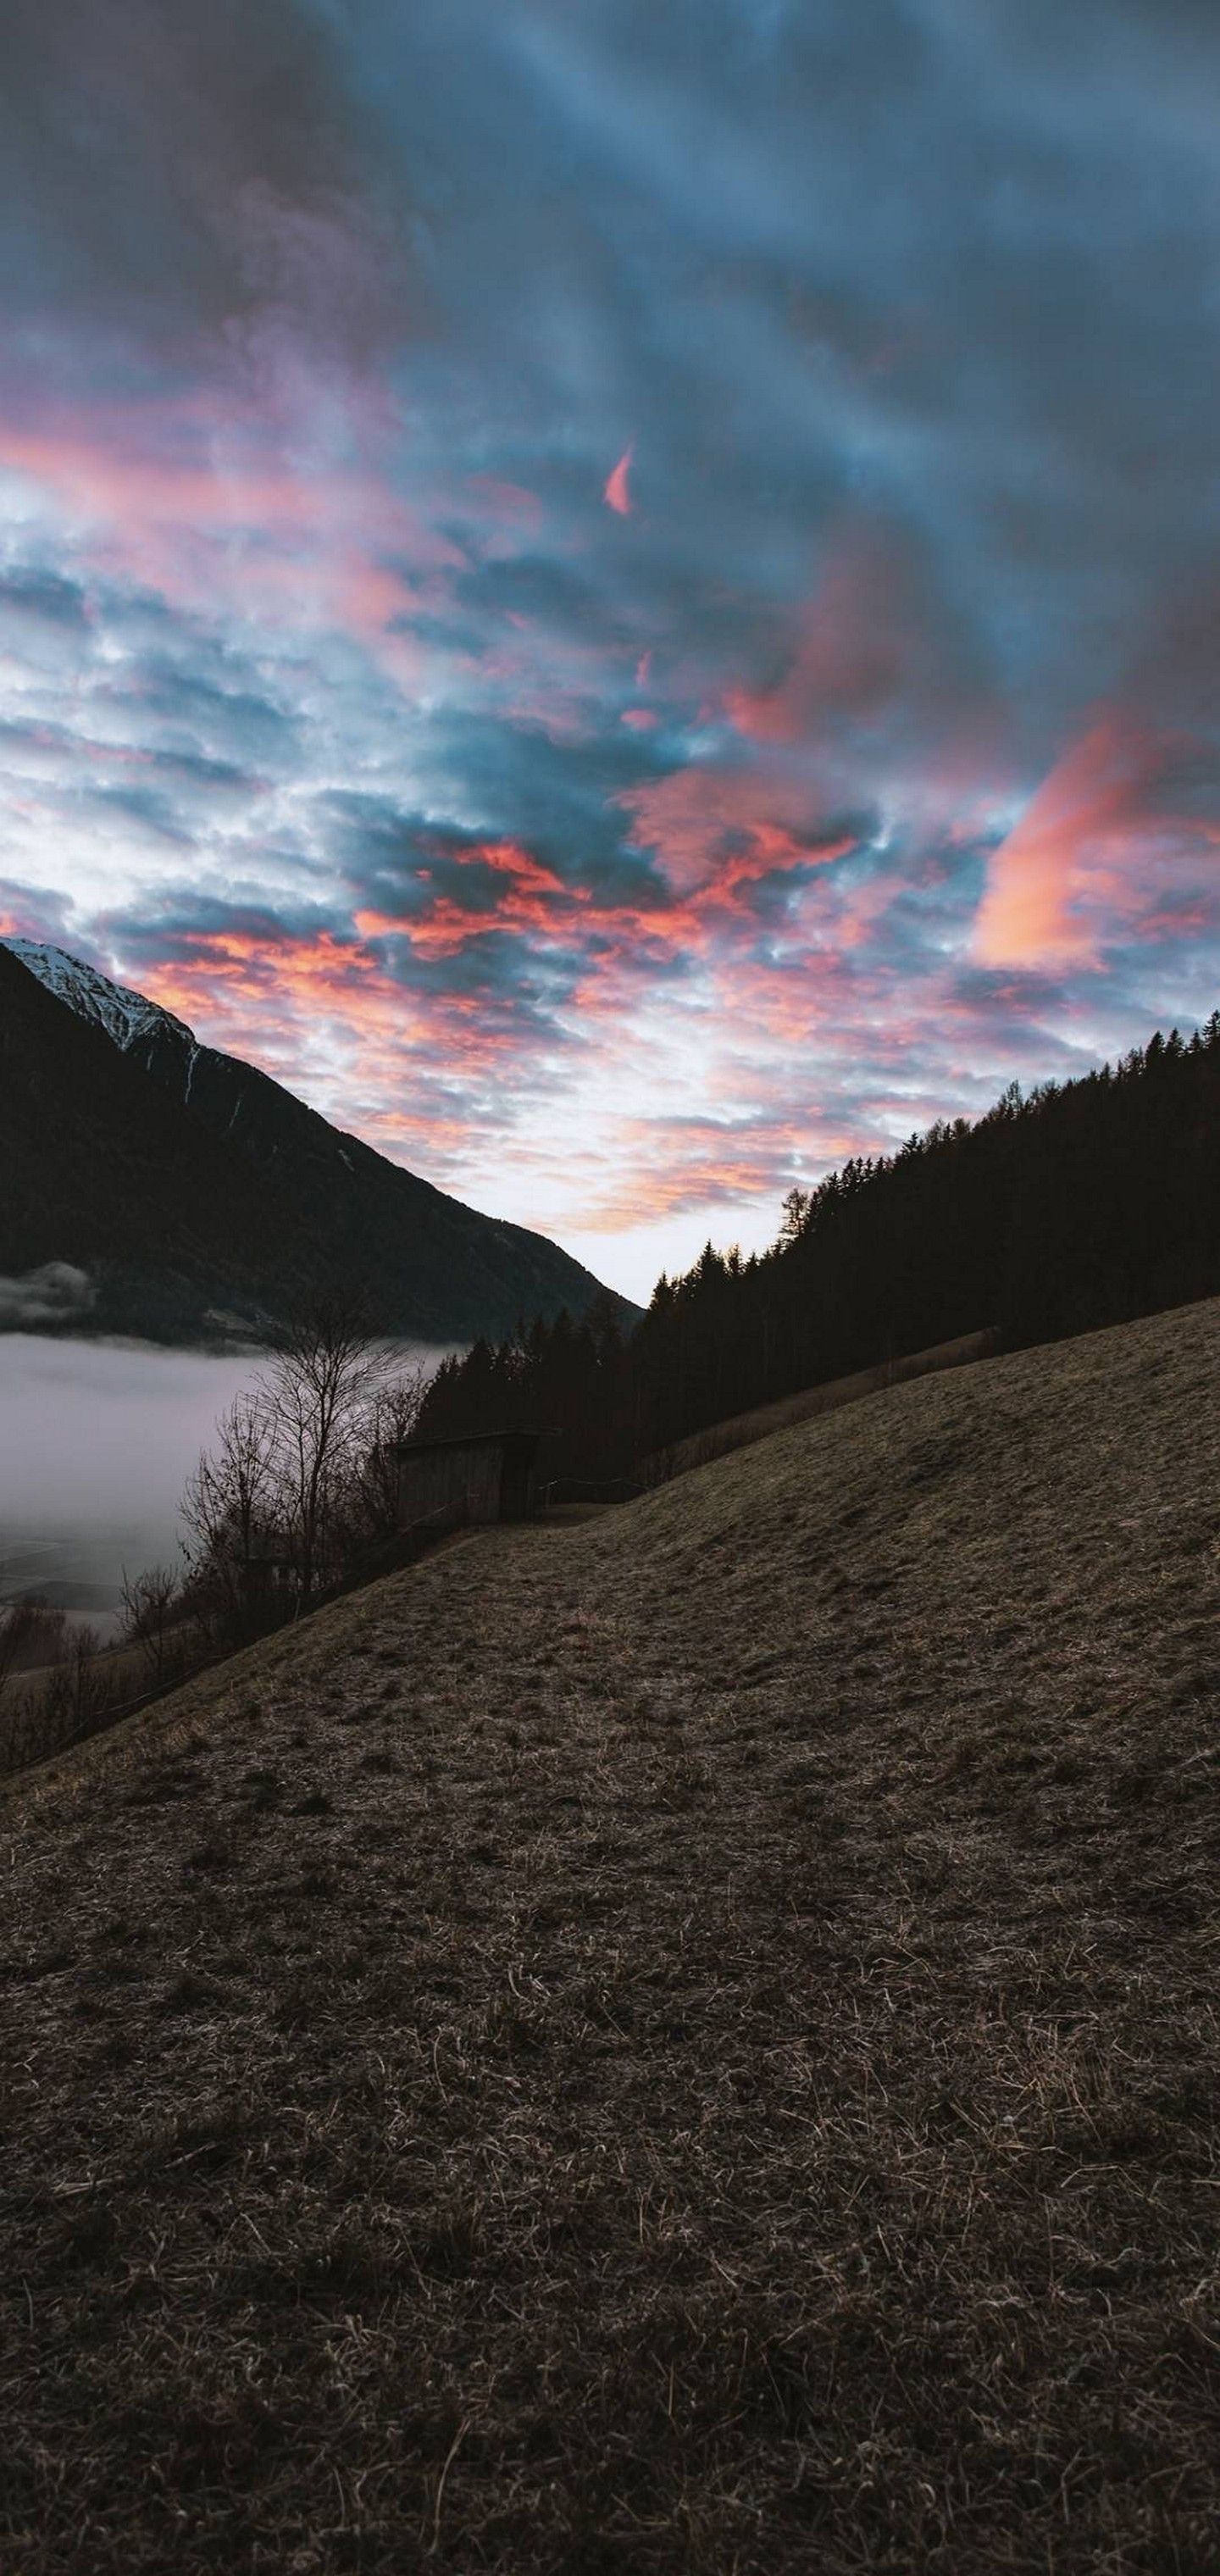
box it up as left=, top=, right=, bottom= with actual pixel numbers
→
left=391, top=1429, right=541, bottom=1529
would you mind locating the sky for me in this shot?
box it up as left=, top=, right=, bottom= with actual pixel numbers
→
left=3, top=2, right=1220, bottom=1302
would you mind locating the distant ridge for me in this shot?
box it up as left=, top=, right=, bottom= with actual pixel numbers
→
left=0, top=941, right=630, bottom=1345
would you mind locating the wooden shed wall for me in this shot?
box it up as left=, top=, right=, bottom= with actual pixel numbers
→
left=396, top=1442, right=507, bottom=1526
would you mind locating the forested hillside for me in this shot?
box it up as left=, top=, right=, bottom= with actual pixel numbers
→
left=417, top=1017, right=1220, bottom=1475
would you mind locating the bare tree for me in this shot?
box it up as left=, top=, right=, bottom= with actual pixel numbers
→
left=347, top=1361, right=431, bottom=1542
left=180, top=1301, right=431, bottom=1627
left=182, top=1389, right=279, bottom=1618
left=264, top=1300, right=387, bottom=1604
left=0, top=1597, right=41, bottom=1692
left=119, top=1563, right=180, bottom=1683
left=0, top=1597, right=68, bottom=1687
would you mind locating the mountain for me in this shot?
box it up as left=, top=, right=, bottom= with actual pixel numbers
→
left=0, top=943, right=296, bottom=1339
left=5, top=942, right=197, bottom=1063
left=0, top=941, right=629, bottom=1344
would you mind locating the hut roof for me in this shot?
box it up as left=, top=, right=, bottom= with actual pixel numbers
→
left=391, top=1428, right=542, bottom=1460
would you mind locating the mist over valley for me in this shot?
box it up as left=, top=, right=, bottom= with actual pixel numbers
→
left=0, top=1334, right=446, bottom=1629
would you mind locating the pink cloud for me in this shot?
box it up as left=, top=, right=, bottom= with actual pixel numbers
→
left=0, top=411, right=458, bottom=673
left=117, top=921, right=546, bottom=1177
left=354, top=838, right=578, bottom=958
left=618, top=761, right=854, bottom=898
left=604, top=446, right=634, bottom=516
left=971, top=713, right=1204, bottom=970
left=724, top=525, right=917, bottom=746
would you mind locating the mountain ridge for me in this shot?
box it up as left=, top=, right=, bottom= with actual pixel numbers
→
left=0, top=941, right=630, bottom=1344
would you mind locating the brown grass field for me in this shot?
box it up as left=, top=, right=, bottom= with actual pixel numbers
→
left=3, top=1297, right=1220, bottom=2573
left=643, top=1325, right=998, bottom=1485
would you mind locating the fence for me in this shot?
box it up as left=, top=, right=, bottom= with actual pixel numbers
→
left=0, top=1629, right=222, bottom=1781
left=535, top=1475, right=646, bottom=1510
left=640, top=1327, right=1001, bottom=1487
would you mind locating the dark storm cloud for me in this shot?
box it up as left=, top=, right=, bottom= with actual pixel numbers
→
left=91, top=783, right=196, bottom=845
left=0, top=568, right=90, bottom=629
left=380, top=933, right=578, bottom=1035
left=424, top=722, right=672, bottom=887
left=102, top=888, right=343, bottom=967
left=122, top=664, right=298, bottom=758
left=451, top=556, right=613, bottom=642
left=324, top=713, right=676, bottom=913
left=0, top=0, right=413, bottom=369
left=0, top=717, right=78, bottom=763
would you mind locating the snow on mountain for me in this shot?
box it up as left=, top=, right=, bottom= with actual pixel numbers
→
left=4, top=940, right=198, bottom=1058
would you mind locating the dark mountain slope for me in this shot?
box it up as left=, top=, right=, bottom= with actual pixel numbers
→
left=0, top=943, right=302, bottom=1338
left=0, top=944, right=624, bottom=1341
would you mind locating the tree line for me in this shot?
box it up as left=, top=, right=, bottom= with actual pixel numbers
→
left=413, top=1014, right=1220, bottom=1480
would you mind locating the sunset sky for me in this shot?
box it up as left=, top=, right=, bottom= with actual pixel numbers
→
left=3, top=3, right=1220, bottom=1300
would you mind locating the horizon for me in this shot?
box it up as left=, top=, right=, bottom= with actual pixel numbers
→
left=4, top=4, right=1220, bottom=1302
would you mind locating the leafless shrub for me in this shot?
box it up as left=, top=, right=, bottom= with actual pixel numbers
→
left=0, top=1596, right=41, bottom=1691
left=27, top=1623, right=108, bottom=1762
left=0, top=1595, right=68, bottom=1685
left=119, top=1563, right=181, bottom=1683
left=72, top=1621, right=103, bottom=1711
left=181, top=1390, right=279, bottom=1624
left=347, top=1362, right=431, bottom=1541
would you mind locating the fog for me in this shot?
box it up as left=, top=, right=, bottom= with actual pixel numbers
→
left=0, top=1335, right=444, bottom=1630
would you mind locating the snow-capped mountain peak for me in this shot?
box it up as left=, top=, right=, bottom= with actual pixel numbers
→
left=3, top=940, right=198, bottom=1057
left=1, top=933, right=630, bottom=1342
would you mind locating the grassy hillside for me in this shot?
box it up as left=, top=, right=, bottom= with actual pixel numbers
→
left=642, top=1324, right=995, bottom=1482
left=4, top=1296, right=1220, bottom=2573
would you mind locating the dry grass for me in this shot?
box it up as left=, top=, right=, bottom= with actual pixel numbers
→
left=645, top=1325, right=997, bottom=1482
left=3, top=1297, right=1220, bottom=2573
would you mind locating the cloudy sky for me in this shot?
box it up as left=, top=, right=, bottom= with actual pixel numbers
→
left=3, top=1, right=1220, bottom=1298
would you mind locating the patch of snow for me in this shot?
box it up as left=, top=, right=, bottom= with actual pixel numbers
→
left=3, top=938, right=198, bottom=1055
